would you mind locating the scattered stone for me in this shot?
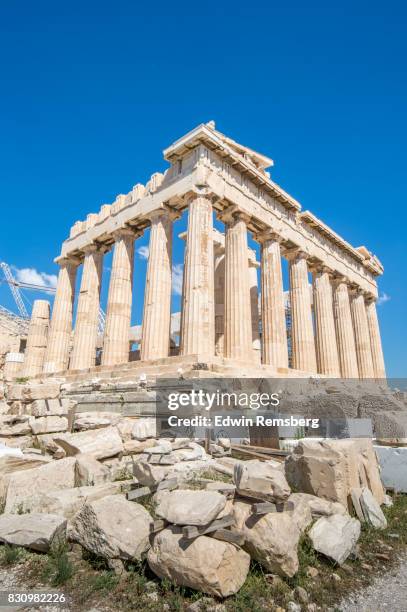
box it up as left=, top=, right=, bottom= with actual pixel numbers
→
left=294, top=585, right=309, bottom=603
left=31, top=398, right=73, bottom=417
left=147, top=525, right=250, bottom=597
left=73, top=412, right=121, bottom=431
left=29, top=415, right=68, bottom=434
left=359, top=487, right=388, bottom=529
left=133, top=461, right=171, bottom=486
left=147, top=440, right=172, bottom=454
left=2, top=456, right=77, bottom=513
left=123, top=439, right=156, bottom=455
left=70, top=494, right=151, bottom=561
left=0, top=512, right=66, bottom=552
left=0, top=415, right=31, bottom=436
left=54, top=426, right=123, bottom=459
left=155, top=489, right=226, bottom=526
left=289, top=492, right=347, bottom=518
left=172, top=442, right=207, bottom=462
left=287, top=602, right=301, bottom=612
left=306, top=566, right=319, bottom=578
left=131, top=418, right=156, bottom=440
left=234, top=459, right=291, bottom=502
left=233, top=499, right=300, bottom=577
left=309, top=514, right=361, bottom=565
left=75, top=453, right=111, bottom=486
left=332, top=572, right=341, bottom=582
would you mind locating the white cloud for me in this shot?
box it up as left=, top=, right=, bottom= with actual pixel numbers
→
left=13, top=267, right=57, bottom=290
left=172, top=264, right=183, bottom=296
left=137, top=246, right=149, bottom=260
left=377, top=292, right=391, bottom=306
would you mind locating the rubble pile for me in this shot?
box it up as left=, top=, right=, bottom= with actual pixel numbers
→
left=0, top=380, right=394, bottom=601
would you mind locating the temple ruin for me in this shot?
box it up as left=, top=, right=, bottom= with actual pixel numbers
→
left=10, top=122, right=386, bottom=381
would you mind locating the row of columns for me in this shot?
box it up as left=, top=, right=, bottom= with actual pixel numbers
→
left=41, top=195, right=386, bottom=379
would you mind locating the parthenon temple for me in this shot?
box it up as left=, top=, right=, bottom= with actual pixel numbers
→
left=15, top=122, right=386, bottom=381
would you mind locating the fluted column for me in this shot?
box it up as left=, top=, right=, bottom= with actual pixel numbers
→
left=366, top=297, right=386, bottom=379
left=70, top=245, right=104, bottom=370
left=180, top=195, right=215, bottom=357
left=214, top=248, right=225, bottom=357
left=350, top=289, right=374, bottom=379
left=223, top=212, right=252, bottom=361
left=249, top=254, right=261, bottom=362
left=313, top=266, right=340, bottom=376
left=288, top=251, right=317, bottom=373
left=258, top=232, right=288, bottom=369
left=332, top=279, right=359, bottom=378
left=22, top=300, right=50, bottom=377
left=102, top=229, right=135, bottom=366
left=43, top=258, right=78, bottom=373
left=141, top=209, right=176, bottom=360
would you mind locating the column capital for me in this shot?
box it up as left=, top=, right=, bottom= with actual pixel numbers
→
left=55, top=255, right=81, bottom=268
left=218, top=205, right=251, bottom=225
left=254, top=228, right=284, bottom=244
left=81, top=242, right=109, bottom=256
left=365, top=294, right=377, bottom=304
left=111, top=227, right=138, bottom=242
left=310, top=262, right=334, bottom=277
left=285, top=247, right=309, bottom=262
left=148, top=204, right=181, bottom=224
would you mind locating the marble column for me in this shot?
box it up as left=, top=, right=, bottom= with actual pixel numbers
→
left=313, top=266, right=340, bottom=376
left=180, top=195, right=215, bottom=357
left=288, top=251, right=317, bottom=373
left=332, top=279, right=359, bottom=378
left=141, top=209, right=175, bottom=360
left=43, top=258, right=78, bottom=373
left=22, top=300, right=50, bottom=377
left=70, top=245, right=104, bottom=370
left=350, top=289, right=374, bottom=379
left=102, top=229, right=135, bottom=366
left=224, top=212, right=252, bottom=361
left=366, top=298, right=386, bottom=379
left=214, top=248, right=225, bottom=357
left=258, top=233, right=288, bottom=369
left=249, top=254, right=261, bottom=362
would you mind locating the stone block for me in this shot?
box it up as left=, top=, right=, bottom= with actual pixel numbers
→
left=29, top=416, right=68, bottom=434
left=31, top=398, right=74, bottom=417
left=374, top=445, right=407, bottom=493
left=0, top=415, right=32, bottom=437
left=75, top=454, right=111, bottom=486
left=309, top=514, right=361, bottom=565
left=54, top=426, right=123, bottom=460
left=0, top=513, right=67, bottom=553
left=155, top=490, right=227, bottom=526
left=234, top=459, right=291, bottom=502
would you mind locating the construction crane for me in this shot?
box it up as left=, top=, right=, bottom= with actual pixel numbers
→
left=0, top=262, right=29, bottom=319
left=0, top=261, right=106, bottom=334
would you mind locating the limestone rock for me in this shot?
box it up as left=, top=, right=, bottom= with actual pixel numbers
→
left=133, top=461, right=170, bottom=486
left=2, top=456, right=77, bottom=513
left=309, top=514, right=361, bottom=565
left=155, top=489, right=227, bottom=526
left=285, top=438, right=385, bottom=507
left=234, top=460, right=291, bottom=502
left=123, top=438, right=156, bottom=455
left=35, top=432, right=70, bottom=455
left=147, top=440, right=172, bottom=454
left=0, top=435, right=33, bottom=450
left=29, top=416, right=68, bottom=435
left=289, top=493, right=347, bottom=518
left=148, top=526, right=250, bottom=597
left=102, top=456, right=134, bottom=481
left=19, top=483, right=121, bottom=520
left=232, top=499, right=300, bottom=578
left=70, top=495, right=151, bottom=560
left=359, top=487, right=387, bottom=529
left=0, top=415, right=31, bottom=436
left=54, top=426, right=123, bottom=460
left=75, top=454, right=111, bottom=486
left=31, top=398, right=75, bottom=417
left=172, top=443, right=208, bottom=462
left=0, top=454, right=49, bottom=475
left=131, top=418, right=156, bottom=440
left=73, top=412, right=121, bottom=431
left=0, top=512, right=66, bottom=552
left=7, top=383, right=61, bottom=402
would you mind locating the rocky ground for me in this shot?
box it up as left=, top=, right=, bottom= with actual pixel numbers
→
left=0, top=378, right=406, bottom=611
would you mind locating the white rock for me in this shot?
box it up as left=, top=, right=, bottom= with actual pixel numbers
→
left=20, top=483, right=122, bottom=520
left=0, top=513, right=66, bottom=552
left=289, top=493, right=347, bottom=518
left=234, top=460, right=291, bottom=502
left=70, top=495, right=152, bottom=560
left=131, top=418, right=156, bottom=440
left=31, top=398, right=74, bottom=417
left=172, top=443, right=208, bottom=462
left=73, top=412, right=121, bottom=431
left=123, top=439, right=156, bottom=455
left=0, top=415, right=31, bottom=436
left=359, top=487, right=387, bottom=529
left=155, top=489, right=227, bottom=526
left=232, top=499, right=300, bottom=578
left=309, top=514, right=361, bottom=565
left=54, top=426, right=123, bottom=460
left=133, top=461, right=171, bottom=486
left=29, top=416, right=68, bottom=435
left=75, top=454, right=111, bottom=486
left=2, top=456, right=77, bottom=513
left=148, top=526, right=250, bottom=597
left=147, top=440, right=173, bottom=454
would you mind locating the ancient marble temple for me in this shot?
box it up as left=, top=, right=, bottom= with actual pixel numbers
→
left=25, top=122, right=386, bottom=380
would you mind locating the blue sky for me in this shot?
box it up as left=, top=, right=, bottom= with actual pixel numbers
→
left=0, top=1, right=406, bottom=376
